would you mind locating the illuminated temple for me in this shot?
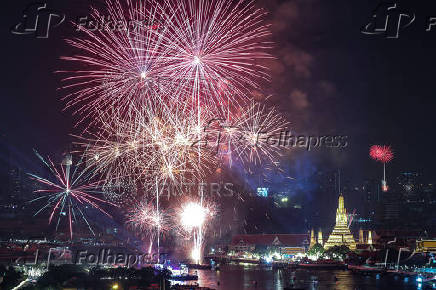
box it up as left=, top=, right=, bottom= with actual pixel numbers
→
left=324, top=194, right=356, bottom=250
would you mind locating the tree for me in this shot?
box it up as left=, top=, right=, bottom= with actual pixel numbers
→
left=36, top=264, right=87, bottom=288
left=324, top=245, right=351, bottom=261
left=307, top=243, right=325, bottom=260
left=0, top=265, right=23, bottom=289
left=254, top=245, right=269, bottom=256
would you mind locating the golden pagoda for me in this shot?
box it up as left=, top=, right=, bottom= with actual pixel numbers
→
left=324, top=194, right=356, bottom=250
left=318, top=229, right=324, bottom=246
left=359, top=229, right=364, bottom=244
left=368, top=231, right=373, bottom=245
left=309, top=228, right=316, bottom=248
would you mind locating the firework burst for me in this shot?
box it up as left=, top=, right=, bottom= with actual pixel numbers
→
left=54, top=0, right=289, bottom=262
left=370, top=145, right=394, bottom=192
left=75, top=102, right=219, bottom=194
left=180, top=202, right=211, bottom=230
left=369, top=145, right=394, bottom=163
left=126, top=199, right=171, bottom=237
left=102, top=179, right=138, bottom=206
left=179, top=200, right=215, bottom=263
left=60, top=0, right=272, bottom=124
left=151, top=0, right=273, bottom=110
left=28, top=150, right=117, bottom=239
left=59, top=0, right=171, bottom=123
left=126, top=198, right=172, bottom=257
left=220, top=101, right=289, bottom=169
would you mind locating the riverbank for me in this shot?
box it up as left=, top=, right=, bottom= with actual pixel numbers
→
left=179, top=263, right=426, bottom=289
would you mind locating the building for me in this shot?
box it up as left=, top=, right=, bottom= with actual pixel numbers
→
left=358, top=179, right=380, bottom=224
left=0, top=134, right=10, bottom=197
left=229, top=234, right=310, bottom=254
left=416, top=240, right=436, bottom=253
left=324, top=194, right=356, bottom=250
left=396, top=172, right=420, bottom=201
left=382, top=191, right=401, bottom=222
left=256, top=187, right=268, bottom=197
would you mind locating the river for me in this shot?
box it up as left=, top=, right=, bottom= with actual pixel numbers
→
left=172, top=263, right=421, bottom=289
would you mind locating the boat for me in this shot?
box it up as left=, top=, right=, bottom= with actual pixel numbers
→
left=170, top=274, right=199, bottom=281
left=156, top=263, right=200, bottom=281
left=348, top=264, right=386, bottom=273
left=298, top=261, right=347, bottom=270
left=187, top=263, right=212, bottom=270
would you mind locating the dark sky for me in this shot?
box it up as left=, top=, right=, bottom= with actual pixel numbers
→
left=2, top=0, right=436, bottom=184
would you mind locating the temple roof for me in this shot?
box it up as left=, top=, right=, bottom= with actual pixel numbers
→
left=231, top=234, right=309, bottom=247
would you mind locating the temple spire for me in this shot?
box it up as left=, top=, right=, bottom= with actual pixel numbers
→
left=338, top=195, right=344, bottom=211
left=359, top=229, right=364, bottom=244
left=318, top=229, right=323, bottom=246
left=325, top=191, right=356, bottom=250
left=368, top=231, right=373, bottom=245
left=309, top=228, right=316, bottom=248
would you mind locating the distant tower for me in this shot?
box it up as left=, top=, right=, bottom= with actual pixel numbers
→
left=359, top=229, right=364, bottom=244
left=318, top=229, right=323, bottom=246
left=62, top=153, right=73, bottom=166
left=324, top=194, right=357, bottom=250
left=310, top=228, right=316, bottom=248
left=367, top=231, right=373, bottom=245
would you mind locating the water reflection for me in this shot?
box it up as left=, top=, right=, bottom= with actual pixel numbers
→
left=170, top=263, right=419, bottom=290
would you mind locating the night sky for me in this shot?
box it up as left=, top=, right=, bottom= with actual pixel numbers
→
left=2, top=0, right=436, bottom=185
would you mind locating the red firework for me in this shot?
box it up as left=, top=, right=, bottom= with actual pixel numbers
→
left=369, top=145, right=394, bottom=163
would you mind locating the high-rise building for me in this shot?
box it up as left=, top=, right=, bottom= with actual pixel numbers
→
left=8, top=167, right=23, bottom=199
left=383, top=190, right=401, bottom=224
left=382, top=191, right=401, bottom=222
left=396, top=172, right=420, bottom=201
left=0, top=134, right=10, bottom=197
left=256, top=187, right=268, bottom=197
left=324, top=194, right=356, bottom=250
